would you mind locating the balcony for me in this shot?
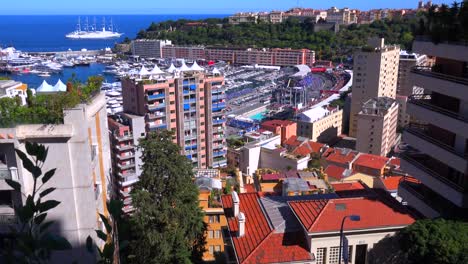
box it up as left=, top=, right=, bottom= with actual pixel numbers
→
left=115, top=144, right=134, bottom=151
left=412, top=38, right=468, bottom=63
left=410, top=67, right=468, bottom=101
left=114, top=133, right=133, bottom=142
left=213, top=158, right=227, bottom=168
left=147, top=111, right=166, bottom=120
left=213, top=119, right=225, bottom=125
left=407, top=95, right=468, bottom=136
left=400, top=152, right=468, bottom=207
left=118, top=172, right=139, bottom=187
left=147, top=93, right=166, bottom=101
left=148, top=103, right=166, bottom=111
left=398, top=178, right=441, bottom=219
left=116, top=153, right=135, bottom=160
left=213, top=150, right=227, bottom=157
left=403, top=127, right=467, bottom=173
left=119, top=189, right=130, bottom=197
left=148, top=123, right=167, bottom=131
left=117, top=162, right=136, bottom=170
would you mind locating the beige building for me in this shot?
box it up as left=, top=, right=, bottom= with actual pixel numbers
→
left=349, top=38, right=400, bottom=137
left=398, top=38, right=468, bottom=219
left=326, top=7, right=357, bottom=25
left=131, top=39, right=172, bottom=58
left=0, top=93, right=111, bottom=263
left=396, top=51, right=429, bottom=128
left=228, top=12, right=258, bottom=24
left=356, top=97, right=399, bottom=156
left=296, top=105, right=343, bottom=143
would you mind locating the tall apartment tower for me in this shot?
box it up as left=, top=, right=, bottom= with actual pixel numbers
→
left=356, top=97, right=398, bottom=156
left=396, top=51, right=429, bottom=128
left=0, top=93, right=111, bottom=263
left=349, top=38, right=400, bottom=137
left=131, top=39, right=172, bottom=58
left=398, top=38, right=468, bottom=219
left=121, top=67, right=227, bottom=169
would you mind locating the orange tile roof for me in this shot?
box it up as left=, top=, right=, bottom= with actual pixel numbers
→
left=292, top=141, right=325, bottom=156
left=221, top=193, right=313, bottom=264
left=325, top=149, right=357, bottom=165
left=382, top=176, right=403, bottom=191
left=261, top=119, right=295, bottom=128
left=353, top=154, right=389, bottom=170
left=221, top=193, right=272, bottom=263
left=283, top=135, right=301, bottom=147
left=289, top=197, right=415, bottom=233
left=324, top=165, right=347, bottom=180
left=244, top=184, right=257, bottom=193
left=331, top=182, right=365, bottom=191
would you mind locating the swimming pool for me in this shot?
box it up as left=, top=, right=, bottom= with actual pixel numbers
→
left=249, top=111, right=267, bottom=121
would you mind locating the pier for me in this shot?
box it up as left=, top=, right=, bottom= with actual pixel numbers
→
left=26, top=50, right=105, bottom=56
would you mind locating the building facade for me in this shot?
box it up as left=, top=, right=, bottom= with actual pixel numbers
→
left=398, top=38, right=468, bottom=219
left=349, top=38, right=400, bottom=137
left=297, top=106, right=343, bottom=143
left=131, top=39, right=172, bottom=58
left=356, top=97, right=398, bottom=156
left=0, top=93, right=111, bottom=263
left=121, top=68, right=227, bottom=169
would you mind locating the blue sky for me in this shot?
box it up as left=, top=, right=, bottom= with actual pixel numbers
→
left=1, top=0, right=455, bottom=15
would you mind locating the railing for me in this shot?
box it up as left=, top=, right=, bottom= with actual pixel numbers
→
left=399, top=176, right=424, bottom=200
left=409, top=95, right=468, bottom=123
left=0, top=213, right=16, bottom=225
left=117, top=153, right=135, bottom=160
left=411, top=66, right=468, bottom=86
left=405, top=126, right=466, bottom=158
left=0, top=168, right=12, bottom=180
left=148, top=103, right=166, bottom=111
left=400, top=152, right=466, bottom=192
left=147, top=93, right=166, bottom=100
left=118, top=170, right=136, bottom=178
left=147, top=111, right=166, bottom=119
left=213, top=119, right=225, bottom=125
left=213, top=150, right=227, bottom=157
left=148, top=123, right=167, bottom=131
left=115, top=144, right=134, bottom=151
left=117, top=163, right=136, bottom=170
left=114, top=133, right=133, bottom=142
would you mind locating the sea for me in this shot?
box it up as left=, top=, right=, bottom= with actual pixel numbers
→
left=0, top=15, right=227, bottom=88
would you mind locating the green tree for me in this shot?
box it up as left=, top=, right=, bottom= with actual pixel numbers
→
left=128, top=130, right=205, bottom=264
left=398, top=219, right=468, bottom=264
left=1, top=142, right=72, bottom=263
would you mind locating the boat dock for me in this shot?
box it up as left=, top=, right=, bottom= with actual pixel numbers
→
left=27, top=50, right=105, bottom=56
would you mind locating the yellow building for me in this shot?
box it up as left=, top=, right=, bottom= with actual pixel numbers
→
left=297, top=106, right=343, bottom=143
left=197, top=179, right=227, bottom=262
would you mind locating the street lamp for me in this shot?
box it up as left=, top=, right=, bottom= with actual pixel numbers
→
left=339, top=215, right=361, bottom=264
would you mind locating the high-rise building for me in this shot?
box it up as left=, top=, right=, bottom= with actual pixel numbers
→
left=398, top=38, right=468, bottom=219
left=0, top=93, right=111, bottom=263
left=349, top=38, right=400, bottom=137
left=108, top=113, right=145, bottom=214
left=396, top=51, right=429, bottom=128
left=131, top=39, right=172, bottom=58
left=121, top=66, right=227, bottom=169
left=356, top=97, right=398, bottom=156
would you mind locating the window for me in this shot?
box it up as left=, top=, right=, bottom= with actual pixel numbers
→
left=209, top=246, right=214, bottom=255
left=209, top=215, right=220, bottom=223
left=214, top=245, right=221, bottom=252
left=170, top=110, right=175, bottom=114
left=214, top=230, right=221, bottom=239
left=316, top=248, right=327, bottom=264
left=207, top=230, right=214, bottom=239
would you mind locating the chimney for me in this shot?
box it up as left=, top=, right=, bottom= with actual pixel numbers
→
left=232, top=191, right=240, bottom=217
left=238, top=212, right=246, bottom=237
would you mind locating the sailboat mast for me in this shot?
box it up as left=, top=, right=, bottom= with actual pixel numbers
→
left=102, top=17, right=106, bottom=32
left=78, top=17, right=82, bottom=32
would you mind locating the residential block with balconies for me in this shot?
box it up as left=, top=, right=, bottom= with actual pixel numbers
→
left=399, top=37, right=468, bottom=219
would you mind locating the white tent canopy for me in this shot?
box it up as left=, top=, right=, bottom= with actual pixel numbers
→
left=166, top=63, right=177, bottom=73
left=36, top=80, right=55, bottom=92
left=53, top=79, right=67, bottom=92
left=178, top=61, right=190, bottom=72
left=150, top=64, right=164, bottom=75
left=190, top=61, right=204, bottom=71
left=138, top=66, right=151, bottom=76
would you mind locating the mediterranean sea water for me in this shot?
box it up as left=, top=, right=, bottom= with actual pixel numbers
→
left=0, top=15, right=227, bottom=88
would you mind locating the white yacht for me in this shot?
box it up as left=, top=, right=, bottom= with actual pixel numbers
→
left=66, top=17, right=123, bottom=39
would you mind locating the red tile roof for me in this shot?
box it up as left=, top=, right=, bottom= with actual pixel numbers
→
left=353, top=154, right=389, bottom=170
left=325, top=149, right=358, bottom=166
left=382, top=176, right=403, bottom=191
left=283, top=135, right=302, bottom=147
left=245, top=232, right=313, bottom=264
left=325, top=165, right=347, bottom=180
left=221, top=193, right=272, bottom=263
left=261, top=119, right=296, bottom=128
left=221, top=193, right=313, bottom=264
left=292, top=141, right=325, bottom=156
left=331, top=182, right=365, bottom=191
left=289, top=197, right=415, bottom=233
left=244, top=184, right=257, bottom=193
left=261, top=173, right=282, bottom=181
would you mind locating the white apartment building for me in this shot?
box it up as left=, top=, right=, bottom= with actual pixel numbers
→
left=349, top=38, right=400, bottom=137
left=0, top=80, right=33, bottom=105
left=296, top=105, right=343, bottom=143
left=0, top=93, right=111, bottom=263
left=356, top=97, right=399, bottom=156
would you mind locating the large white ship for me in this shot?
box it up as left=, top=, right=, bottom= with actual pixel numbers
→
left=66, top=17, right=123, bottom=39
